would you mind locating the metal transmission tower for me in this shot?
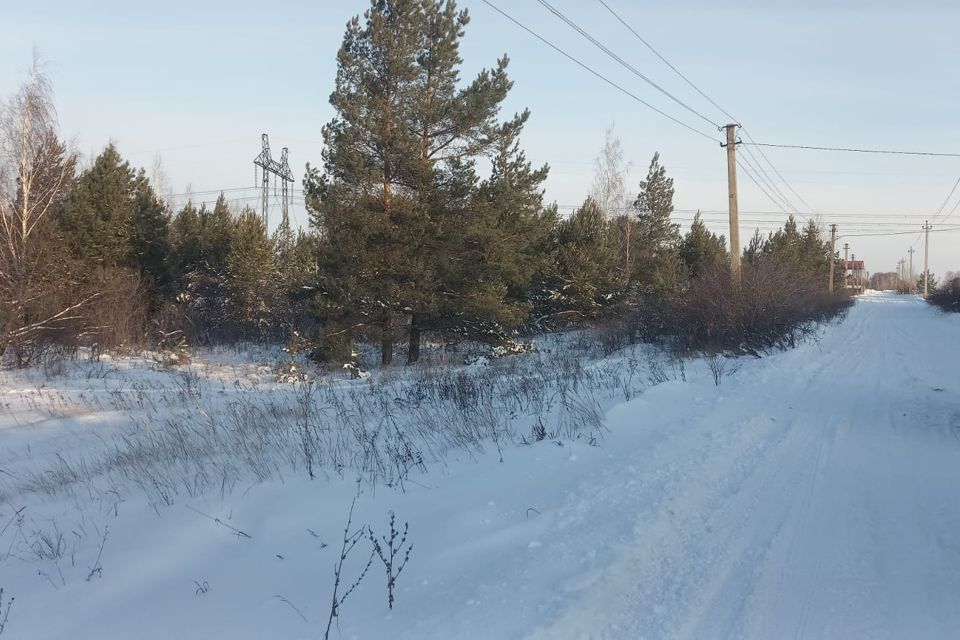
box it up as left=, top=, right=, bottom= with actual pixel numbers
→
left=252, top=133, right=294, bottom=232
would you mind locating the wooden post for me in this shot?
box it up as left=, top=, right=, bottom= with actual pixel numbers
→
left=923, top=220, right=931, bottom=298
left=723, top=124, right=741, bottom=282
left=907, top=247, right=915, bottom=292
left=843, top=243, right=849, bottom=289
left=828, top=223, right=837, bottom=293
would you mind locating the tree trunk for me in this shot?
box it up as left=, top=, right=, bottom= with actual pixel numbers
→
left=380, top=310, right=393, bottom=366
left=407, top=313, right=421, bottom=365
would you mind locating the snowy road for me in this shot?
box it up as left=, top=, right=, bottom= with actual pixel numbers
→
left=517, top=292, right=960, bottom=639
left=5, top=292, right=960, bottom=639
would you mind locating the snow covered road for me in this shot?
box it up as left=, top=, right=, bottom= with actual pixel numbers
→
left=4, top=291, right=960, bottom=639
left=523, top=292, right=960, bottom=639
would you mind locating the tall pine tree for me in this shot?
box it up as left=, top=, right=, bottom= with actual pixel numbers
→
left=632, top=152, right=681, bottom=294
left=307, top=0, right=534, bottom=364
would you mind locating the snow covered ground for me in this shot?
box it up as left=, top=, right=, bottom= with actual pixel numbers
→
left=1, top=291, right=959, bottom=639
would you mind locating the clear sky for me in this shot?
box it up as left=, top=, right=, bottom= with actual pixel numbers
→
left=3, top=0, right=959, bottom=278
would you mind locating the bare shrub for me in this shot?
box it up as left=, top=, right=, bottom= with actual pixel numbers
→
left=367, top=512, right=412, bottom=610
left=665, top=259, right=852, bottom=356
left=324, top=491, right=375, bottom=640
left=704, top=353, right=737, bottom=386
left=78, top=267, right=148, bottom=352
left=928, top=277, right=960, bottom=313
left=0, top=587, right=12, bottom=636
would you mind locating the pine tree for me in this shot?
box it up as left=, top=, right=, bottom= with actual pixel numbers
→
left=274, top=229, right=318, bottom=333
left=308, top=0, right=529, bottom=364
left=59, top=144, right=172, bottom=301
left=679, top=212, right=727, bottom=280
left=130, top=170, right=172, bottom=299
left=472, top=121, right=557, bottom=328
left=169, top=195, right=238, bottom=342
left=225, top=209, right=276, bottom=339
left=633, top=152, right=678, bottom=249
left=918, top=270, right=938, bottom=293
left=742, top=229, right=765, bottom=265
left=632, top=152, right=681, bottom=294
left=200, top=194, right=233, bottom=270
left=60, top=144, right=138, bottom=268
left=412, top=115, right=558, bottom=353
left=170, top=201, right=203, bottom=278
left=549, top=198, right=623, bottom=320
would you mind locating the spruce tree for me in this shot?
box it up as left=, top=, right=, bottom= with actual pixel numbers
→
left=60, top=144, right=137, bottom=267
left=59, top=144, right=172, bottom=301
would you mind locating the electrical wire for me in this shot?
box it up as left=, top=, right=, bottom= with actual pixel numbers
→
left=535, top=0, right=720, bottom=130
left=736, top=158, right=789, bottom=214
left=931, top=175, right=960, bottom=223
left=742, top=142, right=960, bottom=158
left=839, top=226, right=960, bottom=238
left=595, top=0, right=737, bottom=124
left=594, top=0, right=816, bottom=213
left=739, top=129, right=819, bottom=213
left=940, top=193, right=960, bottom=223
left=737, top=145, right=802, bottom=215
left=478, top=0, right=721, bottom=143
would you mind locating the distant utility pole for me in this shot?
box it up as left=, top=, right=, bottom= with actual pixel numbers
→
left=843, top=243, right=850, bottom=289
left=907, top=247, right=915, bottom=292
left=851, top=253, right=857, bottom=291
left=897, top=258, right=905, bottom=287
left=722, top=124, right=741, bottom=282
left=828, top=223, right=837, bottom=293
left=923, top=220, right=932, bottom=298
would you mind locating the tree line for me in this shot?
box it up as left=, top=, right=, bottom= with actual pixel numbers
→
left=0, top=0, right=846, bottom=368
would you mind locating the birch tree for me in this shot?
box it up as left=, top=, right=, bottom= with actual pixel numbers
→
left=590, top=125, right=635, bottom=277
left=0, top=58, right=85, bottom=358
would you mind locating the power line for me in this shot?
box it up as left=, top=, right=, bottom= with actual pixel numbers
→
left=940, top=192, right=960, bottom=223
left=535, top=0, right=720, bottom=130
left=478, top=0, right=721, bottom=143
left=594, top=0, right=815, bottom=214
left=680, top=210, right=936, bottom=220
left=560, top=205, right=960, bottom=221
left=736, top=158, right=789, bottom=214
left=743, top=142, right=960, bottom=158
left=739, top=129, right=819, bottom=212
left=737, top=145, right=801, bottom=215
left=839, top=226, right=960, bottom=239
left=932, top=174, right=960, bottom=223
left=595, top=0, right=737, bottom=124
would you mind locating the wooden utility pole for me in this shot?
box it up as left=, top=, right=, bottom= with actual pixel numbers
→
left=723, top=124, right=741, bottom=282
left=907, top=247, right=915, bottom=292
left=851, top=253, right=857, bottom=291
left=842, top=243, right=850, bottom=290
left=923, top=220, right=931, bottom=298
left=828, top=223, right=837, bottom=293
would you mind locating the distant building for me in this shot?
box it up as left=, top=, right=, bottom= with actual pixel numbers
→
left=844, top=260, right=867, bottom=292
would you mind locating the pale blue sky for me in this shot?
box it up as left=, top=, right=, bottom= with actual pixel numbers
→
left=3, top=0, right=959, bottom=276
